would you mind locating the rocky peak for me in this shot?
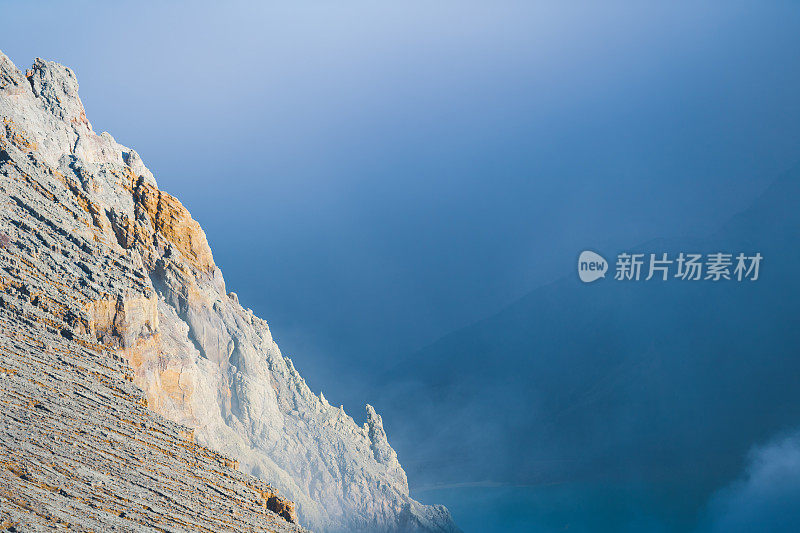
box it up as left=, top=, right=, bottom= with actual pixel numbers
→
left=0, top=52, right=305, bottom=532
left=0, top=51, right=460, bottom=533
left=0, top=51, right=25, bottom=93
left=25, top=57, right=89, bottom=128
left=366, top=404, right=398, bottom=464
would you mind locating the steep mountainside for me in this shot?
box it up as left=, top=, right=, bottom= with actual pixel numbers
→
left=0, top=52, right=458, bottom=533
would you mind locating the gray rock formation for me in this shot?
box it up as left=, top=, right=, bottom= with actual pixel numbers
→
left=0, top=51, right=459, bottom=533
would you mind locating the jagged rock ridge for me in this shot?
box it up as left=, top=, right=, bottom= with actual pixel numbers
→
left=0, top=52, right=459, bottom=533
left=0, top=56, right=303, bottom=532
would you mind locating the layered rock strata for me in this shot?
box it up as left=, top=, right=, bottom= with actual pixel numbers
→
left=0, top=51, right=458, bottom=533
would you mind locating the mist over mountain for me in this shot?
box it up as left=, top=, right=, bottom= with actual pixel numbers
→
left=3, top=3, right=800, bottom=531
left=375, top=162, right=800, bottom=530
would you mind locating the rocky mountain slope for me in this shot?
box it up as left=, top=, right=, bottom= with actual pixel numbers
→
left=0, top=52, right=458, bottom=533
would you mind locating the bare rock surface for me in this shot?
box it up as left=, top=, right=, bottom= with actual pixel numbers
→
left=0, top=51, right=459, bottom=533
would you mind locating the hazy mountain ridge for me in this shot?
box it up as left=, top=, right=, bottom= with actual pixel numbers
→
left=0, top=52, right=458, bottom=533
left=378, top=162, right=800, bottom=528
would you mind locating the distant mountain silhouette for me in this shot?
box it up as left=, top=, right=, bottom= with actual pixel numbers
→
left=376, top=161, right=800, bottom=527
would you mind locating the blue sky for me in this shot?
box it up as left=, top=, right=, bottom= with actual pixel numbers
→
left=4, top=2, right=800, bottom=530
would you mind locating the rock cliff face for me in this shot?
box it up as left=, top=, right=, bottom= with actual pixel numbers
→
left=0, top=52, right=459, bottom=533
